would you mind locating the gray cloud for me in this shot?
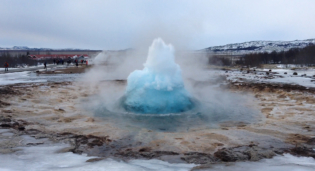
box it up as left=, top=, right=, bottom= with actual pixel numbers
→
left=0, top=0, right=314, bottom=50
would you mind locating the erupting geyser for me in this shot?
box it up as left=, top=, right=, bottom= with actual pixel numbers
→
left=121, top=38, right=194, bottom=114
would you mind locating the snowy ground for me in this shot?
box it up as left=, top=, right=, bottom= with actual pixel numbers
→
left=0, top=64, right=54, bottom=72
left=0, top=71, right=80, bottom=86
left=0, top=64, right=77, bottom=74
left=223, top=68, right=315, bottom=88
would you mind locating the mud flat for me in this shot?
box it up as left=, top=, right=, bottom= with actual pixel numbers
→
left=0, top=72, right=315, bottom=167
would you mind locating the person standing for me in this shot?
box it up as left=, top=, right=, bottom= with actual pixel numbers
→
left=44, top=61, right=47, bottom=70
left=67, top=59, right=71, bottom=66
left=4, top=62, right=9, bottom=72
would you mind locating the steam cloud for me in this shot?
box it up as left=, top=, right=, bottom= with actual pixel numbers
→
left=80, top=37, right=260, bottom=131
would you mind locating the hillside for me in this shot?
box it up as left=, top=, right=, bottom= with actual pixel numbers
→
left=204, top=38, right=315, bottom=54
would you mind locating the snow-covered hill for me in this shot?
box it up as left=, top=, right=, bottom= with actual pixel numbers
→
left=203, top=38, right=315, bottom=54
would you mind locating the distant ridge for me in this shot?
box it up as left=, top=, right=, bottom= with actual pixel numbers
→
left=203, top=38, right=315, bottom=55
left=0, top=46, right=96, bottom=51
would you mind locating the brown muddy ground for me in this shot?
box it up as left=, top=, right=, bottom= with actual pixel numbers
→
left=0, top=75, right=314, bottom=165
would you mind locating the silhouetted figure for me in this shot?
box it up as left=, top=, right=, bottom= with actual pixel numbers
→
left=4, top=62, right=9, bottom=72
left=75, top=59, right=78, bottom=67
left=61, top=59, right=64, bottom=65
left=67, top=60, right=71, bottom=66
left=53, top=59, right=56, bottom=65
left=44, top=61, right=47, bottom=70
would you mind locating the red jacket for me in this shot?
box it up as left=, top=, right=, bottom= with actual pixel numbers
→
left=4, top=63, right=9, bottom=67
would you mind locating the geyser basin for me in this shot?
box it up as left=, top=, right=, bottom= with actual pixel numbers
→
left=120, top=38, right=194, bottom=114
left=86, top=70, right=261, bottom=132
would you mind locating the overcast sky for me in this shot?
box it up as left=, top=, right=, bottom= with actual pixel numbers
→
left=1, top=0, right=315, bottom=50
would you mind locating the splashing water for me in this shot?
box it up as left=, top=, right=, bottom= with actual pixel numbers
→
left=121, top=38, right=194, bottom=114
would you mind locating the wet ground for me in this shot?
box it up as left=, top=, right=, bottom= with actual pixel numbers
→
left=0, top=63, right=90, bottom=74
left=0, top=67, right=315, bottom=169
left=0, top=127, right=314, bottom=171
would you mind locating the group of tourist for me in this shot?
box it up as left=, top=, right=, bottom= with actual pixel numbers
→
left=45, top=58, right=88, bottom=69
left=53, top=59, right=65, bottom=65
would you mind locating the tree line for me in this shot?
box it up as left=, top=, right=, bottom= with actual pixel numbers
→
left=208, top=55, right=232, bottom=66
left=208, top=44, right=315, bottom=67
left=0, top=53, right=39, bottom=67
left=236, top=44, right=315, bottom=67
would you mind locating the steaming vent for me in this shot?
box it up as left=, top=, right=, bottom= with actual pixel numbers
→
left=120, top=38, right=195, bottom=114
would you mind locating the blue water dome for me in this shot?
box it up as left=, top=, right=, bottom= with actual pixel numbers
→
left=121, top=38, right=194, bottom=114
